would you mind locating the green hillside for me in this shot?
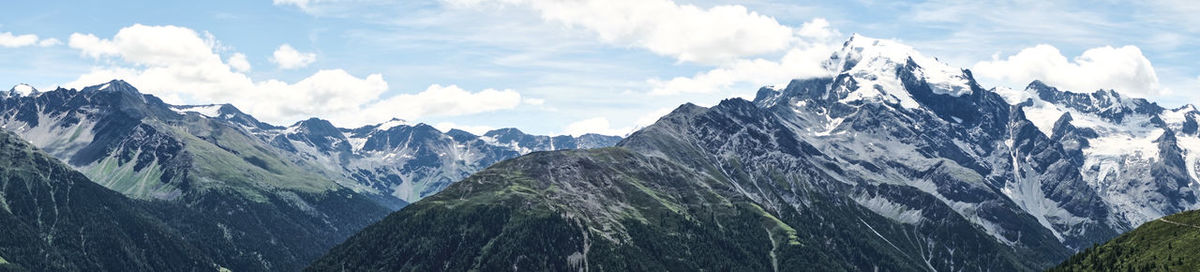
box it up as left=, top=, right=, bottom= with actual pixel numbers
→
left=308, top=147, right=1046, bottom=271
left=0, top=130, right=215, bottom=271
left=1051, top=209, right=1200, bottom=271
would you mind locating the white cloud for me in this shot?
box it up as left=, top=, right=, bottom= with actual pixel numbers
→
left=64, top=24, right=522, bottom=127
left=274, top=0, right=315, bottom=8
left=271, top=44, right=316, bottom=69
left=353, top=84, right=522, bottom=125
left=37, top=38, right=62, bottom=47
left=648, top=18, right=839, bottom=95
left=559, top=107, right=674, bottom=137
left=0, top=32, right=59, bottom=48
left=633, top=107, right=674, bottom=128
left=649, top=44, right=833, bottom=95
left=68, top=33, right=119, bottom=57
left=447, top=0, right=797, bottom=65
left=972, top=44, right=1163, bottom=97
left=227, top=53, right=251, bottom=72
left=562, top=117, right=630, bottom=137
left=0, top=32, right=38, bottom=47
left=523, top=97, right=545, bottom=105
left=434, top=122, right=495, bottom=135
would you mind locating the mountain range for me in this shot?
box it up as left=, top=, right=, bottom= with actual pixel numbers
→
left=309, top=34, right=1200, bottom=271
left=0, top=80, right=620, bottom=271
left=3, top=33, right=1199, bottom=271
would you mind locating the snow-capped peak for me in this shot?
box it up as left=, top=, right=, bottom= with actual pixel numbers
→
left=823, top=34, right=974, bottom=108
left=378, top=118, right=410, bottom=130
left=825, top=34, right=925, bottom=73
left=7, top=83, right=38, bottom=96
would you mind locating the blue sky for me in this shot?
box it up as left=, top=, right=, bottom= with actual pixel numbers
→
left=1, top=0, right=1197, bottom=135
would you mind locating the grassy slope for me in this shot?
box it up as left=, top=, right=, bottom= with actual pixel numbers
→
left=307, top=148, right=940, bottom=271
left=1051, top=209, right=1200, bottom=272
left=0, top=131, right=215, bottom=271
left=143, top=121, right=389, bottom=271
left=175, top=121, right=339, bottom=195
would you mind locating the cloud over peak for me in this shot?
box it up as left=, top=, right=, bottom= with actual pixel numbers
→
left=63, top=24, right=523, bottom=127
left=973, top=44, right=1162, bottom=97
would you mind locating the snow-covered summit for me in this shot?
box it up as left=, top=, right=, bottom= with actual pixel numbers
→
left=8, top=83, right=38, bottom=96
left=823, top=34, right=974, bottom=108
left=377, top=118, right=410, bottom=131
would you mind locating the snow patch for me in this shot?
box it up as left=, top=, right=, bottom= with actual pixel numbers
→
left=1022, top=102, right=1064, bottom=137
left=171, top=105, right=223, bottom=118
left=853, top=194, right=923, bottom=224
left=345, top=133, right=368, bottom=151
left=992, top=86, right=1032, bottom=105
left=1160, top=105, right=1196, bottom=131
left=1179, top=136, right=1200, bottom=185
left=813, top=116, right=845, bottom=136
left=1085, top=129, right=1163, bottom=161
left=377, top=118, right=410, bottom=131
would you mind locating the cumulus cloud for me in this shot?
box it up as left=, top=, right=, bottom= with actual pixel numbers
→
left=271, top=44, right=316, bottom=69
left=972, top=44, right=1162, bottom=97
left=649, top=18, right=839, bottom=95
left=68, top=33, right=119, bottom=57
left=562, top=117, right=630, bottom=137
left=447, top=0, right=797, bottom=65
left=0, top=32, right=60, bottom=48
left=355, top=84, right=522, bottom=123
left=227, top=53, right=251, bottom=72
left=64, top=24, right=522, bottom=126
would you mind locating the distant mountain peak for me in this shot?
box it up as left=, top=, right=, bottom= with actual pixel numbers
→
left=821, top=34, right=975, bottom=109
left=81, top=79, right=139, bottom=94
left=376, top=117, right=410, bottom=131
left=484, top=127, right=526, bottom=137
left=288, top=117, right=344, bottom=137
left=6, top=83, right=37, bottom=97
